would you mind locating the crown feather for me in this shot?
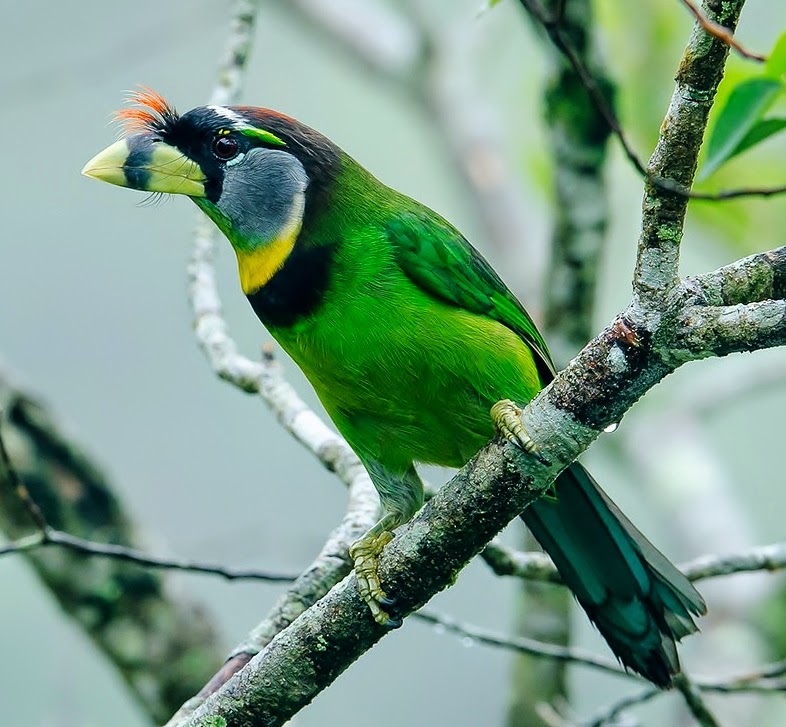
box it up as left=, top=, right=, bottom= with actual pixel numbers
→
left=115, top=86, right=179, bottom=135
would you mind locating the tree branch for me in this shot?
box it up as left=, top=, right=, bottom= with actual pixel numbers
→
left=688, top=246, right=786, bottom=307
left=675, top=299, right=786, bottom=360
left=483, top=539, right=786, bottom=585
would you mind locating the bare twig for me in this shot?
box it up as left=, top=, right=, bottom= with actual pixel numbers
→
left=581, top=661, right=786, bottom=727
left=518, top=0, right=786, bottom=203
left=678, top=0, right=766, bottom=62
left=686, top=183, right=786, bottom=200
left=517, top=0, right=648, bottom=181
left=0, top=528, right=297, bottom=581
left=5, top=523, right=783, bottom=589
left=579, top=686, right=661, bottom=727
left=699, top=659, right=786, bottom=692
left=415, top=610, right=631, bottom=678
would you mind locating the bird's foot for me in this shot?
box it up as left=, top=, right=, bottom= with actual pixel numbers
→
left=349, top=531, right=402, bottom=628
left=491, top=399, right=551, bottom=466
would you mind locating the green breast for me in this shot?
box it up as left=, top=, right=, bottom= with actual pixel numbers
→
left=267, top=255, right=542, bottom=470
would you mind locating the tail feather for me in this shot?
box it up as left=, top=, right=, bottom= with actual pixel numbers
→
left=520, top=462, right=706, bottom=687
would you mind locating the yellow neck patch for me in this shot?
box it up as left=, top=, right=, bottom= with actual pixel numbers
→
left=235, top=193, right=305, bottom=294
left=236, top=233, right=298, bottom=294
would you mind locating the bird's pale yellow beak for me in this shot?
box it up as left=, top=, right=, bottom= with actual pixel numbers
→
left=82, top=136, right=207, bottom=197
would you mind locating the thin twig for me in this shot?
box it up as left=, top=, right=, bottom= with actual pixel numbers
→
left=686, top=183, right=786, bottom=200
left=415, top=610, right=632, bottom=679
left=1, top=399, right=296, bottom=581
left=579, top=686, right=660, bottom=727
left=0, top=528, right=297, bottom=581
left=679, top=0, right=766, bottom=62
left=518, top=0, right=649, bottom=181
left=518, top=0, right=786, bottom=203
left=697, top=659, right=786, bottom=690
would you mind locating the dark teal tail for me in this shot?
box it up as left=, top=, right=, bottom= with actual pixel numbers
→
left=520, top=462, right=706, bottom=687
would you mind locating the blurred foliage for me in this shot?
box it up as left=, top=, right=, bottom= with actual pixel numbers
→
left=586, top=1, right=786, bottom=255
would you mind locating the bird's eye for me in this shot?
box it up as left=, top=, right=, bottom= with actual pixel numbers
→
left=212, top=135, right=239, bottom=161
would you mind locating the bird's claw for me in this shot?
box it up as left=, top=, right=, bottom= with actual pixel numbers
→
left=491, top=399, right=552, bottom=467
left=350, top=531, right=401, bottom=628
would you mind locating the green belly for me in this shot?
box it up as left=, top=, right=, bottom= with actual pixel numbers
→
left=270, top=287, right=542, bottom=472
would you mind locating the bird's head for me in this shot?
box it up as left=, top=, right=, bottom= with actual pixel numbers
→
left=83, top=89, right=341, bottom=293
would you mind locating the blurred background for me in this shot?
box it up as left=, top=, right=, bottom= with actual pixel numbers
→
left=1, top=1, right=785, bottom=725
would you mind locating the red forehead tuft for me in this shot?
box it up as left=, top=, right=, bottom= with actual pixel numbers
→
left=114, top=86, right=178, bottom=134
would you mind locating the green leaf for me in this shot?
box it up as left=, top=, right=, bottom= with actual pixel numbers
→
left=731, top=117, right=786, bottom=159
left=700, top=76, right=783, bottom=180
left=766, top=32, right=786, bottom=79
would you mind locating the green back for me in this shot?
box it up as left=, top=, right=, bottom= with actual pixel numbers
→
left=386, top=209, right=556, bottom=383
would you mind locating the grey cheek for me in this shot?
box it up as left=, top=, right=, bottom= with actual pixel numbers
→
left=217, top=148, right=308, bottom=242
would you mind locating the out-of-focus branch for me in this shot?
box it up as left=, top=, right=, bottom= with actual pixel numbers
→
left=673, top=676, right=722, bottom=727
left=578, top=687, right=661, bottom=727
left=415, top=610, right=628, bottom=678
left=682, top=543, right=786, bottom=581
left=576, top=661, right=786, bottom=726
left=482, top=540, right=786, bottom=584
left=0, top=372, right=224, bottom=723
left=519, top=0, right=786, bottom=203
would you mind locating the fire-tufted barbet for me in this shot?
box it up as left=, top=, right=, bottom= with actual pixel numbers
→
left=83, top=89, right=705, bottom=687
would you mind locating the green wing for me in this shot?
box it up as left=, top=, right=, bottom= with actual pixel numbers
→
left=387, top=209, right=556, bottom=381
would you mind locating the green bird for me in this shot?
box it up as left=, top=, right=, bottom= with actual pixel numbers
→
left=83, top=89, right=705, bottom=687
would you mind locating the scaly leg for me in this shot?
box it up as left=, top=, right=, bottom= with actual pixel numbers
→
left=350, top=460, right=424, bottom=628
left=491, top=398, right=550, bottom=466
